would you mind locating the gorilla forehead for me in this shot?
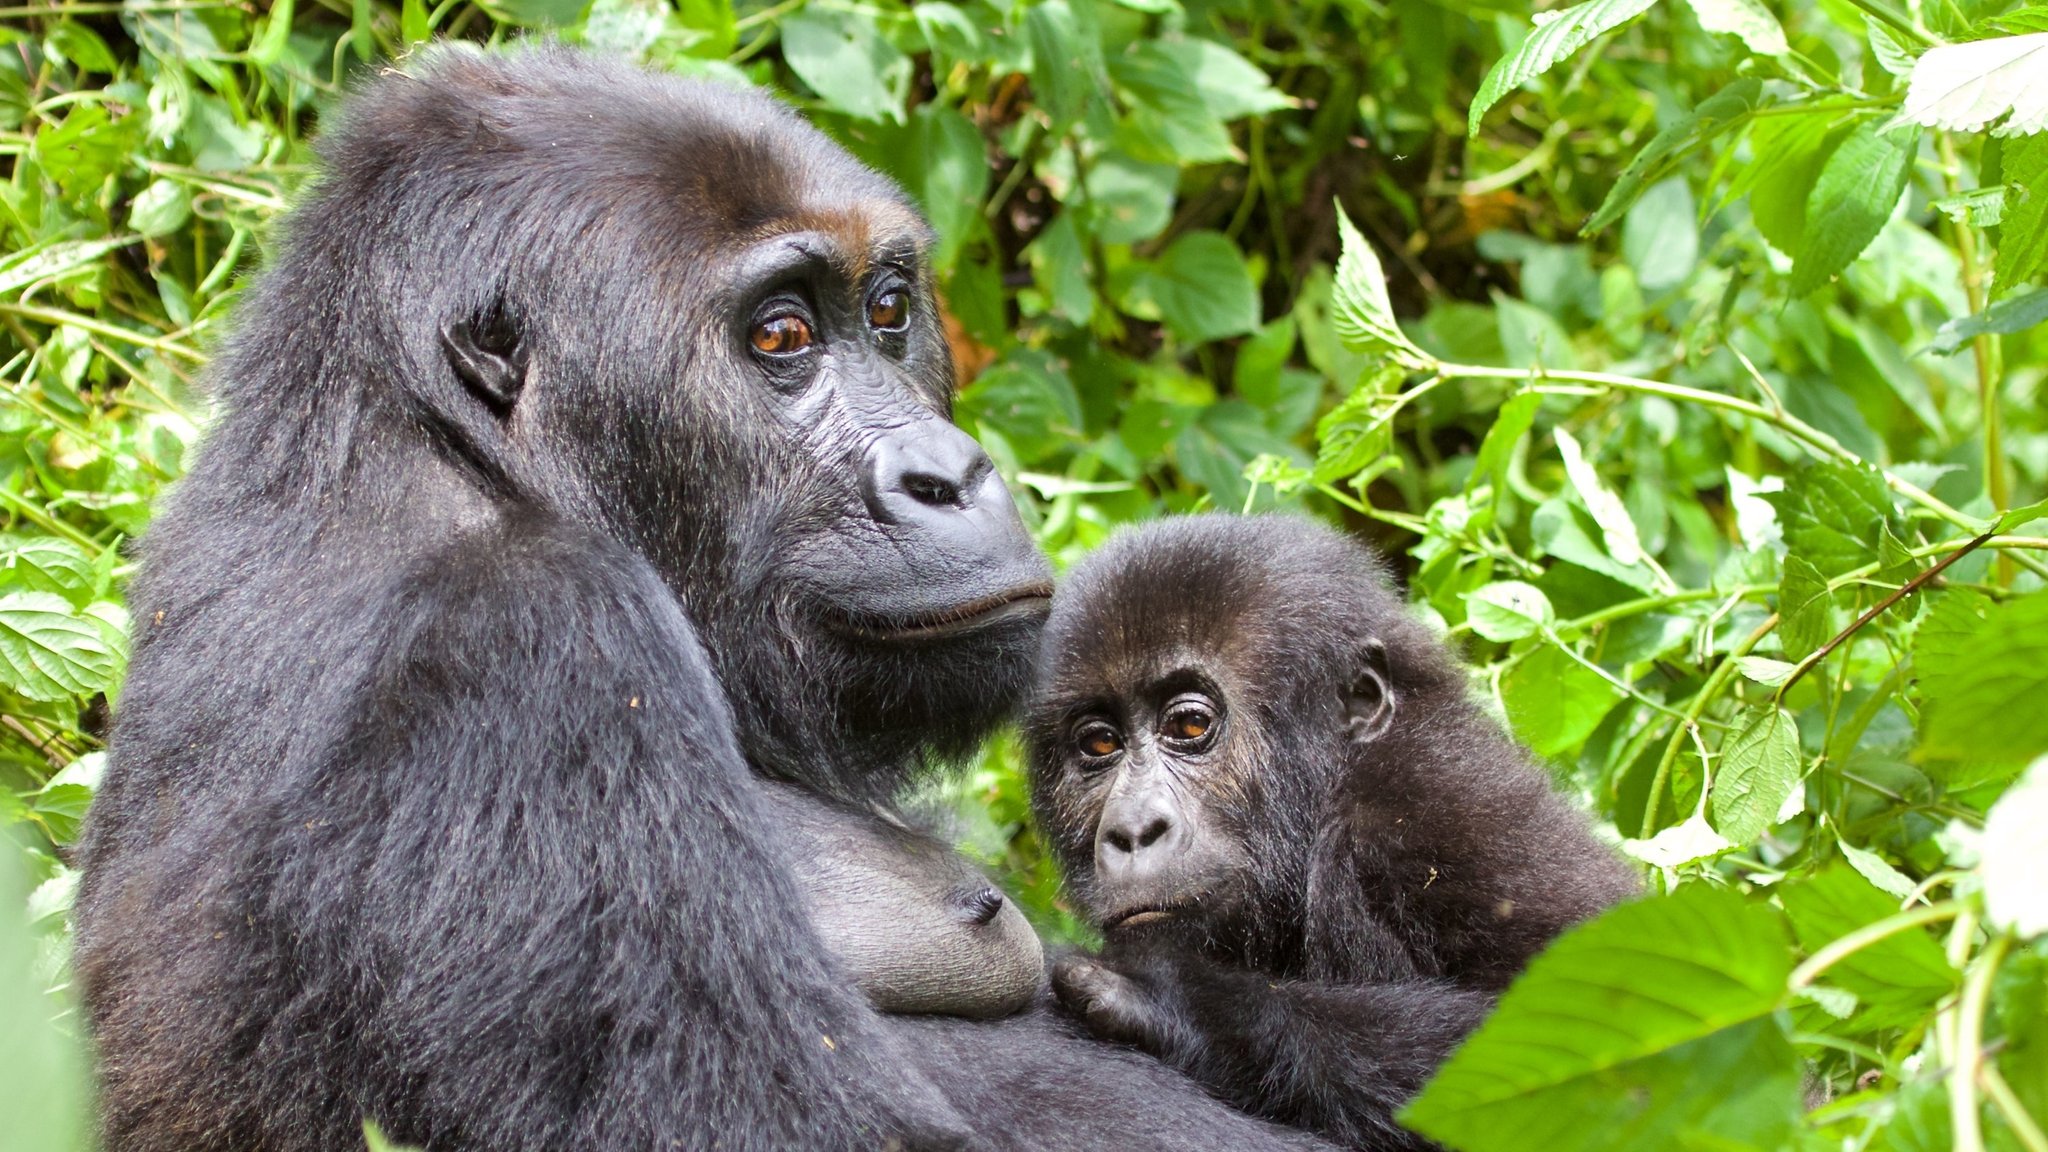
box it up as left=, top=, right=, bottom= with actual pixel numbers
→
left=1037, top=516, right=1433, bottom=708
left=325, top=47, right=928, bottom=267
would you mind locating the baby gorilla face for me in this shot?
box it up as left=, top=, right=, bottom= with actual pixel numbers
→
left=1039, top=669, right=1257, bottom=936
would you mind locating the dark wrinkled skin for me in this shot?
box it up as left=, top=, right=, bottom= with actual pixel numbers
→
left=72, top=50, right=1333, bottom=1152
left=1027, top=514, right=1641, bottom=1150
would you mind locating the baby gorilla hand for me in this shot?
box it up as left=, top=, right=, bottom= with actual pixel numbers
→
left=1051, top=953, right=1181, bottom=1053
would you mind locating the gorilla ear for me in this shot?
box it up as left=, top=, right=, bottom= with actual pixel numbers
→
left=1344, top=639, right=1396, bottom=744
left=440, top=305, right=527, bottom=415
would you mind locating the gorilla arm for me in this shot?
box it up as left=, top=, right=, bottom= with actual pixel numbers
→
left=1052, top=947, right=1489, bottom=1152
left=264, top=519, right=969, bottom=1152
left=758, top=782, right=1045, bottom=1019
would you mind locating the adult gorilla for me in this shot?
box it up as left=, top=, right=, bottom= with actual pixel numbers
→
left=73, top=47, right=1327, bottom=1152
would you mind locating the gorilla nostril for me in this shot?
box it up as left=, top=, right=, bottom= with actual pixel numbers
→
left=901, top=470, right=963, bottom=508
left=1136, top=818, right=1172, bottom=849
left=1104, top=827, right=1135, bottom=854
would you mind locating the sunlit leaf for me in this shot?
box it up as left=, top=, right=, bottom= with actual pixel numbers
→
left=1898, top=32, right=2048, bottom=136
left=1464, top=581, right=1555, bottom=642
left=1981, top=757, right=2048, bottom=938
left=1332, top=204, right=1433, bottom=368
left=1683, top=0, right=1787, bottom=55
left=1790, top=120, right=1918, bottom=295
left=1404, top=886, right=1799, bottom=1152
left=0, top=591, right=120, bottom=701
left=1711, top=707, right=1803, bottom=844
left=1468, top=0, right=1659, bottom=136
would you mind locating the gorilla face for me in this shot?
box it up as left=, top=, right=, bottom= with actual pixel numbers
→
left=415, top=68, right=1049, bottom=786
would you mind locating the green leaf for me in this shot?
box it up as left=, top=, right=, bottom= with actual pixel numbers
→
left=1161, top=39, right=1291, bottom=121
left=127, top=179, right=191, bottom=239
left=1026, top=211, right=1093, bottom=325
left=1738, top=109, right=1851, bottom=257
left=1764, top=462, right=1899, bottom=578
left=1026, top=0, right=1101, bottom=127
left=1683, top=0, right=1787, bottom=55
left=1467, top=391, right=1542, bottom=499
left=1919, top=589, right=2048, bottom=763
left=1467, top=0, right=1659, bottom=136
left=1996, top=134, right=2048, bottom=288
left=1838, top=837, right=1916, bottom=900
left=1781, top=866, right=1954, bottom=1029
left=1082, top=154, right=1177, bottom=246
left=1553, top=427, right=1643, bottom=568
left=46, top=21, right=118, bottom=73
left=1464, top=581, right=1555, bottom=642
left=1403, top=886, right=1799, bottom=1152
left=780, top=7, right=909, bottom=123
left=1332, top=204, right=1432, bottom=367
left=1313, top=364, right=1404, bottom=485
left=1621, top=178, right=1698, bottom=292
left=1931, top=286, right=2048, bottom=354
left=1899, top=33, right=2048, bottom=136
left=1147, top=231, right=1259, bottom=344
left=0, top=539, right=98, bottom=608
left=1790, top=121, right=1919, bottom=296
left=1711, top=707, right=1802, bottom=844
left=0, top=591, right=119, bottom=701
left=1777, top=553, right=1831, bottom=660
left=1998, top=498, right=2048, bottom=533
left=1531, top=497, right=1661, bottom=592
left=957, top=350, right=1083, bottom=465
left=1585, top=78, right=1765, bottom=235
left=1109, top=44, right=1235, bottom=165
left=1501, top=642, right=1623, bottom=757
left=250, top=0, right=296, bottom=65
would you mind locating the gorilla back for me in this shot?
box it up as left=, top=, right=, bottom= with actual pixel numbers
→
left=71, top=49, right=1066, bottom=1151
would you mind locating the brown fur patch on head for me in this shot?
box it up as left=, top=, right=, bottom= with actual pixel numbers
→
left=764, top=199, right=928, bottom=282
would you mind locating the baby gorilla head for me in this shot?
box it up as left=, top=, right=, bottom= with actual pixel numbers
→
left=1025, top=515, right=1448, bottom=960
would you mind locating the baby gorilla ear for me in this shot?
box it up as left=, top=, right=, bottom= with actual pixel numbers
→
left=1344, top=638, right=1397, bottom=743
left=440, top=299, right=527, bottom=415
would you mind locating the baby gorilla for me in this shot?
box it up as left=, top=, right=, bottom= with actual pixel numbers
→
left=1026, top=514, right=1637, bottom=1150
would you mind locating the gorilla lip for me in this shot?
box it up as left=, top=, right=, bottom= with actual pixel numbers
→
left=838, top=583, right=1054, bottom=642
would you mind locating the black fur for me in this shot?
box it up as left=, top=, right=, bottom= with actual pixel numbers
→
left=1027, top=514, right=1640, bottom=1150
left=72, top=50, right=1330, bottom=1152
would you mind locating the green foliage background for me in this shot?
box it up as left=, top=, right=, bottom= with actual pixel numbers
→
left=4, top=0, right=2048, bottom=1148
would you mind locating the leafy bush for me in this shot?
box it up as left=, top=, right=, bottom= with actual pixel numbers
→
left=3, top=0, right=2047, bottom=1149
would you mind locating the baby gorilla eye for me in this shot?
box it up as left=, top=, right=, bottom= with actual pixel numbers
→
left=869, top=290, right=909, bottom=331
left=1074, top=720, right=1123, bottom=762
left=750, top=315, right=812, bottom=355
left=1159, top=696, right=1217, bottom=749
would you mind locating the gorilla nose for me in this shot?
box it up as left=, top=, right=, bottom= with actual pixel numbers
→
left=863, top=419, right=1002, bottom=527
left=1095, top=794, right=1186, bottom=883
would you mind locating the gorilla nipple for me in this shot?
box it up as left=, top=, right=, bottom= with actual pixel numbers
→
left=956, top=885, right=1006, bottom=926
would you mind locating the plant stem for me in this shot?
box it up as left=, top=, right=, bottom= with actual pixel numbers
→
left=1776, top=525, right=2000, bottom=699
left=1837, top=0, right=1939, bottom=46
left=1436, top=362, right=2048, bottom=579
left=1936, top=131, right=2010, bottom=584
left=1981, top=1059, right=2048, bottom=1152
left=1640, top=613, right=1776, bottom=837
left=1952, top=934, right=2013, bottom=1152
left=1788, top=901, right=1962, bottom=989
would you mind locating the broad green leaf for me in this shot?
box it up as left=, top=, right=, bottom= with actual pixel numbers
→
left=914, top=2, right=983, bottom=75
left=913, top=104, right=987, bottom=274
left=0, top=539, right=98, bottom=607
left=1530, top=497, right=1661, bottom=592
left=781, top=7, right=909, bottom=123
left=0, top=849, right=89, bottom=1152
left=0, top=236, right=134, bottom=298
left=1683, top=0, right=1787, bottom=54
left=1468, top=0, right=1659, bottom=136
left=0, top=591, right=119, bottom=701
left=1790, top=121, right=1919, bottom=296
left=250, top=0, right=296, bottom=65
left=1109, top=44, right=1236, bottom=165
left=1736, top=656, right=1797, bottom=686
left=1763, top=461, right=1898, bottom=578
left=1621, top=177, right=1698, bottom=292
left=1981, top=756, right=2048, bottom=937
left=1026, top=211, right=1093, bottom=324
left=1138, top=231, right=1259, bottom=344
left=957, top=351, right=1083, bottom=464
left=1930, top=286, right=2048, bottom=354
left=1083, top=155, right=1177, bottom=245
left=1313, top=364, right=1405, bottom=484
left=1838, top=837, right=1916, bottom=900
left=46, top=21, right=118, bottom=72
left=1998, top=497, right=2048, bottom=532
left=583, top=0, right=672, bottom=58
left=1554, top=427, right=1643, bottom=567
left=1622, top=812, right=1735, bottom=868
left=128, top=179, right=191, bottom=238
left=1464, top=581, right=1554, bottom=642
left=1501, top=642, right=1623, bottom=757
left=1737, top=109, right=1852, bottom=257
left=1898, top=32, right=2048, bottom=136
left=1711, top=707, right=1802, bottom=844
left=1026, top=0, right=1101, bottom=127
left=1777, top=554, right=1832, bottom=660
left=1918, top=589, right=2048, bottom=763
left=1176, top=402, right=1302, bottom=506
left=1997, top=134, right=2048, bottom=287
left=1780, top=866, right=1954, bottom=1029
left=1467, top=391, right=1542, bottom=498
left=1332, top=205, right=1432, bottom=367
left=1403, top=886, right=1799, bottom=1152
left=1162, top=39, right=1291, bottom=121
left=1585, top=78, right=1765, bottom=235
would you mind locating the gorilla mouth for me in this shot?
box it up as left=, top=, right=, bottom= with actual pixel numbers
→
left=1102, top=900, right=1196, bottom=931
left=836, top=583, right=1054, bottom=642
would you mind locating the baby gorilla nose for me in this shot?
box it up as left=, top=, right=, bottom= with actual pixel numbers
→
left=1095, top=790, right=1187, bottom=883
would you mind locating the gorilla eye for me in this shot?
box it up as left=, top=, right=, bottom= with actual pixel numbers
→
left=1160, top=697, right=1217, bottom=750
left=750, top=315, right=813, bottom=356
left=1074, top=721, right=1123, bottom=762
left=869, top=290, right=908, bottom=331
